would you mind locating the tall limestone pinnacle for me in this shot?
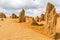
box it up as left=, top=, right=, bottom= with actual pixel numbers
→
left=19, top=9, right=26, bottom=22
left=45, top=2, right=55, bottom=23
left=46, top=2, right=54, bottom=13
left=45, top=2, right=57, bottom=39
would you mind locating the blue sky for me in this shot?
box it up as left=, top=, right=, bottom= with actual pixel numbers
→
left=0, top=0, right=60, bottom=17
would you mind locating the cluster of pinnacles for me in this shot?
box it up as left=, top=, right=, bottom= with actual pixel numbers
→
left=0, top=2, right=57, bottom=39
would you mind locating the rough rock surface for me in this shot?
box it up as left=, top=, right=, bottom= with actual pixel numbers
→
left=19, top=9, right=26, bottom=22
left=45, top=2, right=57, bottom=39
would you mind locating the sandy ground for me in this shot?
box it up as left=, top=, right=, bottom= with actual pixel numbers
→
left=0, top=18, right=60, bottom=40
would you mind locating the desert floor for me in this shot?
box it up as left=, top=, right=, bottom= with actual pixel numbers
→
left=0, top=18, right=60, bottom=40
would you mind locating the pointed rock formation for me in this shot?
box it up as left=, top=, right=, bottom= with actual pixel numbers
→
left=0, top=12, right=6, bottom=18
left=19, top=9, right=26, bottom=22
left=45, top=2, right=57, bottom=39
left=45, top=2, right=54, bottom=23
left=36, top=16, right=40, bottom=22
left=11, top=13, right=18, bottom=19
left=40, top=14, right=45, bottom=21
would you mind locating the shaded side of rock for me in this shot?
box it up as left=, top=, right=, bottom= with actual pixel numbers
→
left=57, top=13, right=60, bottom=17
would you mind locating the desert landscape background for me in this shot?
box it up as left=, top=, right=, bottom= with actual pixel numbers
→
left=0, top=1, right=60, bottom=40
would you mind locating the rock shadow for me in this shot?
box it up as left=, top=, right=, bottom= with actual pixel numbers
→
left=55, top=33, right=60, bottom=40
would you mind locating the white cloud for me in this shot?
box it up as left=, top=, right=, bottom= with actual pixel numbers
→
left=0, top=0, right=39, bottom=9
left=0, top=0, right=60, bottom=17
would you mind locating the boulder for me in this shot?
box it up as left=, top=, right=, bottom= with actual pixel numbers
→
left=0, top=12, right=6, bottom=18
left=1, top=18, right=4, bottom=21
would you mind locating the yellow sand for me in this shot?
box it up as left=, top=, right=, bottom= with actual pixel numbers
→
left=0, top=18, right=60, bottom=40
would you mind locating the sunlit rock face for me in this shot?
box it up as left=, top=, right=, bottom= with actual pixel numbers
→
left=45, top=2, right=54, bottom=23
left=45, top=2, right=57, bottom=38
left=0, top=12, right=6, bottom=18
left=19, top=9, right=26, bottom=22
